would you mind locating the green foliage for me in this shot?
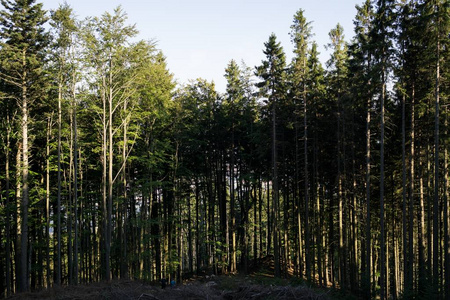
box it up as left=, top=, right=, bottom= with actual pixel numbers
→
left=0, top=2, right=449, bottom=299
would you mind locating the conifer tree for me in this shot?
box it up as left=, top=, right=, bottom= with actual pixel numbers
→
left=256, top=33, right=286, bottom=278
left=0, top=0, right=49, bottom=292
left=289, top=9, right=313, bottom=280
left=326, top=23, right=349, bottom=290
left=370, top=0, right=395, bottom=298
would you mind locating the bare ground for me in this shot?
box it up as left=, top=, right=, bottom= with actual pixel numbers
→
left=7, top=257, right=331, bottom=299
left=6, top=274, right=330, bottom=300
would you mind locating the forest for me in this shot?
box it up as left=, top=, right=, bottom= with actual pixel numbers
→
left=0, top=0, right=449, bottom=299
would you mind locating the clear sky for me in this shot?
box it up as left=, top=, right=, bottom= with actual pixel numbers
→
left=40, top=0, right=363, bottom=93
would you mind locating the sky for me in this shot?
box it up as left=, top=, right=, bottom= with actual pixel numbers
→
left=40, top=0, right=364, bottom=93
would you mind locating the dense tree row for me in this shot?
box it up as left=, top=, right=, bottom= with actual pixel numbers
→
left=0, top=0, right=449, bottom=299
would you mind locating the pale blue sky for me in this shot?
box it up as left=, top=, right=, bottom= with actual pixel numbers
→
left=41, top=0, right=363, bottom=93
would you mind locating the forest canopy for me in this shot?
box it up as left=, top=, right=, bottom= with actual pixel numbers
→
left=0, top=0, right=449, bottom=299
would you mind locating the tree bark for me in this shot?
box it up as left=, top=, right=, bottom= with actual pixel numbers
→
left=20, top=56, right=29, bottom=292
left=432, top=31, right=440, bottom=294
left=6, top=115, right=11, bottom=296
left=272, top=98, right=280, bottom=278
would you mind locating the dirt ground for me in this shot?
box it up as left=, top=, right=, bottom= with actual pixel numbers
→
left=6, top=274, right=330, bottom=300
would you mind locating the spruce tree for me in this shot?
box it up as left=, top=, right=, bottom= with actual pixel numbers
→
left=0, top=0, right=49, bottom=292
left=370, top=0, right=395, bottom=298
left=289, top=9, right=313, bottom=280
left=255, top=33, right=286, bottom=278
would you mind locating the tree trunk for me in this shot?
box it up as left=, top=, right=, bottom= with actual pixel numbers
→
left=15, top=142, right=22, bottom=293
left=6, top=115, right=11, bottom=296
left=380, top=66, right=386, bottom=300
left=20, top=62, right=29, bottom=292
left=409, top=83, right=416, bottom=295
left=56, top=79, right=63, bottom=286
left=432, top=32, right=440, bottom=295
left=73, top=86, right=79, bottom=285
left=107, top=65, right=114, bottom=282
left=121, top=97, right=128, bottom=279
left=304, top=80, right=310, bottom=282
left=46, top=117, right=51, bottom=288
left=102, top=74, right=108, bottom=281
left=444, top=107, right=450, bottom=300
left=365, top=67, right=372, bottom=300
left=401, top=89, right=408, bottom=297
left=272, top=99, right=280, bottom=278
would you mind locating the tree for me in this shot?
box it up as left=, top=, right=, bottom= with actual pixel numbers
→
left=348, top=0, right=373, bottom=294
left=224, top=59, right=242, bottom=273
left=306, top=41, right=326, bottom=286
left=370, top=1, right=395, bottom=298
left=289, top=9, right=313, bottom=281
left=0, top=0, right=49, bottom=292
left=255, top=33, right=286, bottom=278
left=326, top=23, right=349, bottom=290
left=81, top=7, right=138, bottom=280
left=49, top=3, right=78, bottom=285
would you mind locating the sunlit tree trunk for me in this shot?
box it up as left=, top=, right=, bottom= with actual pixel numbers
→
left=46, top=116, right=52, bottom=288
left=20, top=58, right=29, bottom=292
left=273, top=98, right=281, bottom=278
left=380, top=62, right=386, bottom=300
left=5, top=115, right=12, bottom=296
left=364, top=92, right=372, bottom=298
left=73, top=81, right=79, bottom=285
left=432, top=27, right=440, bottom=295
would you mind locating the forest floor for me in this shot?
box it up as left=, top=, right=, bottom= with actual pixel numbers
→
left=7, top=257, right=334, bottom=299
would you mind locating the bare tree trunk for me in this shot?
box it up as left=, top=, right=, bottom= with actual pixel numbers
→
left=433, top=33, right=440, bottom=295
left=20, top=62, right=29, bottom=292
left=351, top=119, right=358, bottom=293
left=230, top=131, right=236, bottom=273
left=15, top=142, right=22, bottom=293
left=102, top=74, right=109, bottom=281
left=46, top=117, right=52, bottom=288
left=5, top=115, right=11, bottom=296
left=272, top=100, right=280, bottom=278
left=337, top=91, right=345, bottom=289
left=195, top=178, right=200, bottom=275
left=409, top=83, right=416, bottom=295
left=365, top=70, right=372, bottom=300
left=253, top=184, right=258, bottom=268
left=73, top=85, right=79, bottom=285
left=380, top=66, right=386, bottom=300
left=107, top=65, right=114, bottom=282
left=304, top=80, right=310, bottom=282
left=121, top=99, right=128, bottom=279
left=56, top=79, right=63, bottom=286
left=187, top=186, right=193, bottom=273
left=444, top=107, right=450, bottom=300
left=401, top=88, right=408, bottom=297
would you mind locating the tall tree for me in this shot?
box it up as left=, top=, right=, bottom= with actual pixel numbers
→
left=81, top=7, right=138, bottom=280
left=49, top=3, right=78, bottom=285
left=348, top=0, right=374, bottom=295
left=326, top=23, right=349, bottom=290
left=0, top=0, right=49, bottom=292
left=306, top=41, right=325, bottom=286
left=370, top=0, right=395, bottom=298
left=256, top=33, right=286, bottom=278
left=289, top=9, right=313, bottom=281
